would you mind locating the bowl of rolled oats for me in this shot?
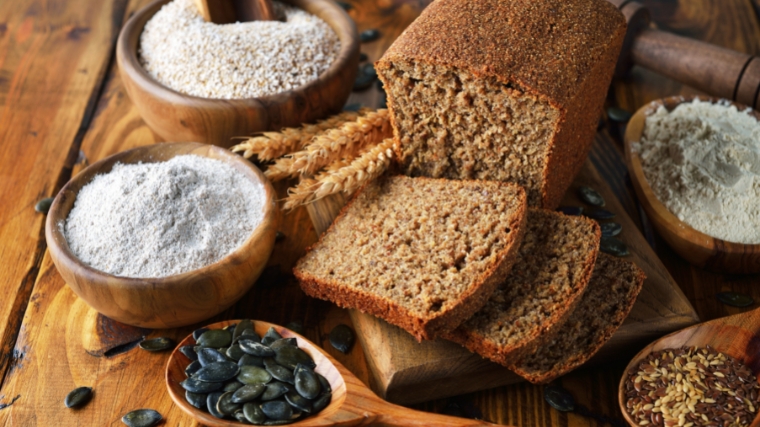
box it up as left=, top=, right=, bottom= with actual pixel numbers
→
left=116, top=0, right=359, bottom=147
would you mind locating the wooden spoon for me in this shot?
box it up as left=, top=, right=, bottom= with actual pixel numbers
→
left=194, top=0, right=278, bottom=23
left=617, top=308, right=760, bottom=427
left=167, top=320, right=510, bottom=426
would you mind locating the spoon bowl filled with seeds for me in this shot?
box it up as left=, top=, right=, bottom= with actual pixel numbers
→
left=618, top=307, right=760, bottom=427
left=116, top=0, right=360, bottom=147
left=168, top=319, right=510, bottom=426
left=45, top=142, right=278, bottom=329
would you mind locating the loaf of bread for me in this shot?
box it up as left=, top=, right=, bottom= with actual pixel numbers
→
left=294, top=175, right=528, bottom=340
left=445, top=209, right=600, bottom=363
left=375, top=0, right=626, bottom=208
left=508, top=253, right=646, bottom=383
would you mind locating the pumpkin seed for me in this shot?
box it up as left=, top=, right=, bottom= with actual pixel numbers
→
left=179, top=345, right=197, bottom=361
left=223, top=381, right=244, bottom=393
left=600, top=236, right=629, bottom=257
left=232, top=383, right=266, bottom=403
left=234, top=329, right=261, bottom=345
left=285, top=321, right=304, bottom=335
left=263, top=328, right=283, bottom=344
left=198, top=348, right=231, bottom=366
left=206, top=392, right=226, bottom=419
left=274, top=345, right=315, bottom=370
left=64, top=386, right=92, bottom=409
left=238, top=365, right=273, bottom=385
left=353, top=63, right=377, bottom=91
left=557, top=206, right=583, bottom=216
left=360, top=29, right=380, bottom=43
left=239, top=354, right=265, bottom=367
left=185, top=391, right=207, bottom=409
left=197, top=329, right=232, bottom=348
left=275, top=231, right=286, bottom=242
left=194, top=361, right=240, bottom=383
left=586, top=209, right=615, bottom=220
left=717, top=292, right=754, bottom=307
left=317, top=373, right=331, bottom=394
left=262, top=381, right=290, bottom=401
left=226, top=344, right=245, bottom=361
left=577, top=186, right=605, bottom=207
left=233, top=319, right=254, bottom=342
left=264, top=420, right=295, bottom=425
left=607, top=106, right=632, bottom=123
left=359, top=52, right=368, bottom=62
left=244, top=402, right=267, bottom=424
left=261, top=400, right=293, bottom=421
left=312, top=392, right=331, bottom=413
left=544, top=384, right=574, bottom=412
left=121, top=409, right=162, bottom=427
left=270, top=338, right=298, bottom=351
left=180, top=376, right=223, bottom=393
left=216, top=391, right=242, bottom=416
left=285, top=391, right=312, bottom=414
left=35, top=197, right=54, bottom=214
left=600, top=222, right=622, bottom=237
left=224, top=323, right=237, bottom=332
left=240, top=339, right=276, bottom=357
left=192, top=328, right=209, bottom=341
left=233, top=410, right=247, bottom=422
left=294, top=364, right=320, bottom=400
left=185, top=360, right=202, bottom=377
left=138, top=337, right=174, bottom=352
left=329, top=324, right=355, bottom=354
left=265, top=357, right=295, bottom=384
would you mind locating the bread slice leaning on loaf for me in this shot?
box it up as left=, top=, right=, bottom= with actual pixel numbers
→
left=508, top=253, right=646, bottom=383
left=445, top=209, right=600, bottom=363
left=294, top=174, right=528, bottom=341
left=375, top=0, right=626, bottom=208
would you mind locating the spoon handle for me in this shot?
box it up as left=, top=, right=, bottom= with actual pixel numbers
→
left=369, top=400, right=507, bottom=427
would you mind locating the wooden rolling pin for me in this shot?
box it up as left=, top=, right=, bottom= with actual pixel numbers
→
left=194, top=0, right=278, bottom=23
left=609, top=0, right=760, bottom=108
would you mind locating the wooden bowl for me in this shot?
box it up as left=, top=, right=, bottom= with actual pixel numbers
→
left=116, top=0, right=360, bottom=148
left=45, top=142, right=277, bottom=328
left=618, top=308, right=760, bottom=427
left=624, top=95, right=760, bottom=273
left=167, top=320, right=508, bottom=426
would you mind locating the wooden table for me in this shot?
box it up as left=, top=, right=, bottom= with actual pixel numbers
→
left=1, top=0, right=758, bottom=425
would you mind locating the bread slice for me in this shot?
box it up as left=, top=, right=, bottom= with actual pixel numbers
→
left=375, top=0, right=626, bottom=208
left=294, top=174, right=527, bottom=340
left=445, top=208, right=600, bottom=362
left=508, top=253, right=646, bottom=383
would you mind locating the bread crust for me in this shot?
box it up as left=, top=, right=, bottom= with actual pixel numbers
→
left=294, top=175, right=528, bottom=341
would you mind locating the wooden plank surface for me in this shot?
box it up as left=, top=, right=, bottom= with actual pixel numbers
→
left=0, top=0, right=760, bottom=426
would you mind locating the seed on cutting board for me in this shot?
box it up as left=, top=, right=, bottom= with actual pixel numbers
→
left=194, top=361, right=240, bottom=383
left=223, top=381, right=244, bottom=393
left=557, top=206, right=583, bottom=216
left=285, top=390, right=313, bottom=414
left=216, top=391, right=242, bottom=416
left=64, top=386, right=93, bottom=409
left=262, top=381, right=291, bottom=401
left=295, top=364, right=321, bottom=400
left=600, top=236, right=629, bottom=257
left=185, top=360, right=202, bottom=377
left=600, top=222, right=622, bottom=237
left=239, top=354, right=265, bottom=367
left=181, top=376, right=224, bottom=393
left=360, top=28, right=380, bottom=42
left=607, top=106, right=632, bottom=123
left=121, top=409, right=162, bottom=427
left=265, top=357, right=296, bottom=383
left=544, top=385, right=575, bottom=412
left=179, top=345, right=198, bottom=361
left=35, top=197, right=54, bottom=214
left=275, top=345, right=315, bottom=370
left=717, top=292, right=754, bottom=307
left=578, top=186, right=605, bottom=207
left=585, top=209, right=615, bottom=220
left=197, top=329, right=232, bottom=348
left=206, top=392, right=226, bottom=419
left=232, top=383, right=266, bottom=403
left=261, top=400, right=294, bottom=421
left=185, top=391, right=207, bottom=409
left=244, top=402, right=267, bottom=424
left=240, top=339, right=277, bottom=357
left=262, top=327, right=283, bottom=346
left=329, top=324, right=355, bottom=353
left=198, top=348, right=230, bottom=366
left=138, top=337, right=174, bottom=352
left=238, top=365, right=273, bottom=385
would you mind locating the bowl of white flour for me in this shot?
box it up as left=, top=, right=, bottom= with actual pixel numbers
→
left=625, top=95, right=760, bottom=273
left=45, top=142, right=278, bottom=328
left=116, top=0, right=359, bottom=147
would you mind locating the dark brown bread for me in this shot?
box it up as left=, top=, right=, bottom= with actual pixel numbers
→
left=445, top=209, right=600, bottom=363
left=294, top=175, right=528, bottom=341
left=508, top=253, right=646, bottom=384
left=375, top=0, right=626, bottom=208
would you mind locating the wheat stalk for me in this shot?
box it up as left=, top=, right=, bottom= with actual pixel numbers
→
left=230, top=110, right=366, bottom=161
left=283, top=138, right=395, bottom=210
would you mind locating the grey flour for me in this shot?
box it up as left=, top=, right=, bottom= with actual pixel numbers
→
left=634, top=98, right=760, bottom=244
left=64, top=155, right=266, bottom=278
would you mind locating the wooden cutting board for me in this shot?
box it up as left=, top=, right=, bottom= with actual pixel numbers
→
left=305, top=134, right=700, bottom=405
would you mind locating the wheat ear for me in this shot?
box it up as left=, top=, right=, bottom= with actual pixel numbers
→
left=230, top=110, right=365, bottom=161
left=283, top=138, right=395, bottom=210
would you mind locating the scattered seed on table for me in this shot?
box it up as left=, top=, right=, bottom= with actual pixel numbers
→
left=578, top=186, right=605, bottom=207
left=585, top=209, right=615, bottom=220
left=353, top=63, right=377, bottom=91
left=138, top=337, right=174, bottom=352
left=607, top=106, right=632, bottom=123
left=360, top=29, right=380, bottom=43
left=717, top=292, right=754, bottom=307
left=359, top=52, right=368, bottom=62
left=35, top=197, right=54, bottom=214
left=329, top=324, right=355, bottom=354
left=600, top=222, right=622, bottom=238
left=557, top=206, right=583, bottom=216
left=64, top=386, right=93, bottom=409
left=544, top=385, right=574, bottom=412
left=275, top=231, right=286, bottom=242
left=121, top=409, right=162, bottom=427
left=600, top=236, right=629, bottom=257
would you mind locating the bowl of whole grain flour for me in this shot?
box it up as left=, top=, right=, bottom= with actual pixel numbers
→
left=116, top=0, right=359, bottom=147
left=625, top=96, right=760, bottom=273
left=45, top=142, right=277, bottom=328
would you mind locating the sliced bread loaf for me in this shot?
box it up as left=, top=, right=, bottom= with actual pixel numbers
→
left=294, top=174, right=527, bottom=341
left=445, top=208, right=600, bottom=362
left=508, top=253, right=646, bottom=384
